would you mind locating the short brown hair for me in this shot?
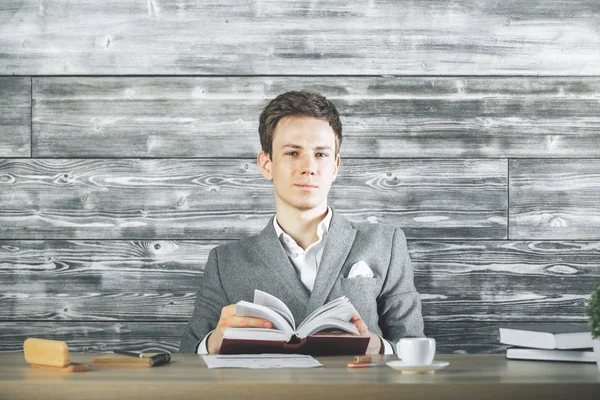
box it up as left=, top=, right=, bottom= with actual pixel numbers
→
left=258, top=91, right=342, bottom=158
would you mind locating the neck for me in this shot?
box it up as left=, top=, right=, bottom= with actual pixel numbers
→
left=275, top=203, right=329, bottom=250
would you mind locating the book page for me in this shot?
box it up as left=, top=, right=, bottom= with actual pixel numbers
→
left=296, top=296, right=358, bottom=338
left=223, top=327, right=292, bottom=342
left=300, top=296, right=356, bottom=327
left=301, top=297, right=345, bottom=326
left=253, top=290, right=295, bottom=329
left=296, top=319, right=359, bottom=338
left=236, top=301, right=294, bottom=335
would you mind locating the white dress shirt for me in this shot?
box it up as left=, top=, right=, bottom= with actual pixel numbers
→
left=197, top=207, right=393, bottom=354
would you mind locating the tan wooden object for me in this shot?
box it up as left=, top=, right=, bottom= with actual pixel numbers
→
left=1, top=354, right=598, bottom=400
left=91, top=354, right=155, bottom=368
left=24, top=338, right=70, bottom=367
left=23, top=338, right=88, bottom=372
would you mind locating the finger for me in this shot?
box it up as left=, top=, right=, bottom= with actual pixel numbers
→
left=350, top=315, right=369, bottom=336
left=220, top=304, right=238, bottom=318
left=349, top=312, right=361, bottom=323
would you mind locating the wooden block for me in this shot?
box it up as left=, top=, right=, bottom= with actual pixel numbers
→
left=91, top=354, right=154, bottom=367
left=23, top=338, right=70, bottom=368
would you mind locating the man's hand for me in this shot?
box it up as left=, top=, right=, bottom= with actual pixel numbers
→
left=350, top=312, right=382, bottom=354
left=315, top=312, right=382, bottom=354
left=206, top=304, right=273, bottom=354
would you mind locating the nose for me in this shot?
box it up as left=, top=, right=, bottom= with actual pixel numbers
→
left=300, top=154, right=317, bottom=175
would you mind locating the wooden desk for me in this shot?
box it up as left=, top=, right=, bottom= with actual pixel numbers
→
left=1, top=353, right=598, bottom=400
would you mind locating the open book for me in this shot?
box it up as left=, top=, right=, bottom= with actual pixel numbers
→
left=219, top=290, right=369, bottom=356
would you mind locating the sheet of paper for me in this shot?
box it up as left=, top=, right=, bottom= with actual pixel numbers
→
left=202, top=354, right=323, bottom=369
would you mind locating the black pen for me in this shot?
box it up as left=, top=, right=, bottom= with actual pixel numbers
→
left=113, top=350, right=171, bottom=366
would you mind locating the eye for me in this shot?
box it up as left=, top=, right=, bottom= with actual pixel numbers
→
left=285, top=151, right=298, bottom=156
left=316, top=152, right=328, bottom=157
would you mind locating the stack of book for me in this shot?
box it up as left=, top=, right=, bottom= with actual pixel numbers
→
left=498, top=324, right=595, bottom=362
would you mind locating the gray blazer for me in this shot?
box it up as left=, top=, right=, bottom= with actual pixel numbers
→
left=179, top=209, right=424, bottom=353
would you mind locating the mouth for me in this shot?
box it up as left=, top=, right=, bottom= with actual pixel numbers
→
left=294, top=184, right=318, bottom=189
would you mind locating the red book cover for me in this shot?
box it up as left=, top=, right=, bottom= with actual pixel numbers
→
left=219, top=335, right=369, bottom=356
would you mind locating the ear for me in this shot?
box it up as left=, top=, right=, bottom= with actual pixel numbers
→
left=257, top=151, right=273, bottom=181
left=332, top=153, right=341, bottom=182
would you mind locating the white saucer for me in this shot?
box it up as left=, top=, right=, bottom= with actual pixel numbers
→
left=386, top=360, right=449, bottom=374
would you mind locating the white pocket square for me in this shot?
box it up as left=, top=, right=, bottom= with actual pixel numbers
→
left=347, top=261, right=374, bottom=278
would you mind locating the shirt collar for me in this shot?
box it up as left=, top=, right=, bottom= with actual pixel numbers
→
left=273, top=206, right=333, bottom=241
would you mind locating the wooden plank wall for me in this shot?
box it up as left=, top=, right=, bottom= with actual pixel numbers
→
left=1, top=1, right=599, bottom=354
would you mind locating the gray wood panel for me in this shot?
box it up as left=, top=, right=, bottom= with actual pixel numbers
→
left=33, top=77, right=600, bottom=158
left=0, top=158, right=507, bottom=239
left=0, top=77, right=30, bottom=157
left=1, top=240, right=595, bottom=321
left=413, top=240, right=599, bottom=321
left=2, top=1, right=599, bottom=75
left=0, top=322, right=183, bottom=353
left=0, top=240, right=210, bottom=293
left=0, top=321, right=581, bottom=354
left=510, top=159, right=600, bottom=240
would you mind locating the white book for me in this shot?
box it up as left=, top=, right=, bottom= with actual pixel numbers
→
left=506, top=347, right=596, bottom=363
left=498, top=324, right=592, bottom=350
left=224, top=290, right=359, bottom=342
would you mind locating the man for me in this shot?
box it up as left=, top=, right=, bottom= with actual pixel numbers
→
left=179, top=91, right=424, bottom=354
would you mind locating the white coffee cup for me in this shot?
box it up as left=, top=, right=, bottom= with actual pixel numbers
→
left=396, top=338, right=436, bottom=365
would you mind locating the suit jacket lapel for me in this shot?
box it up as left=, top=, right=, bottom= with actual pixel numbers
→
left=253, top=217, right=310, bottom=320
left=305, top=210, right=357, bottom=318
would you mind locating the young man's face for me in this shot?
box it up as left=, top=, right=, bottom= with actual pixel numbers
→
left=258, top=116, right=340, bottom=214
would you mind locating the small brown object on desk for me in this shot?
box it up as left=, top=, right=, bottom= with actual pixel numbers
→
left=348, top=355, right=376, bottom=368
left=354, top=355, right=372, bottom=363
left=347, top=361, right=376, bottom=368
left=92, top=354, right=155, bottom=367
left=91, top=352, right=171, bottom=368
left=23, top=338, right=89, bottom=373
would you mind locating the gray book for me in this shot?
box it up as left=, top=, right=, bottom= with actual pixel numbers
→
left=498, top=324, right=592, bottom=349
left=506, top=347, right=595, bottom=363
